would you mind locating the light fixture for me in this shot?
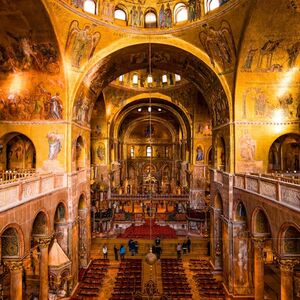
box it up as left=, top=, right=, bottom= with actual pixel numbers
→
left=158, top=108, right=162, bottom=112
left=137, top=108, right=142, bottom=112
left=119, top=75, right=124, bottom=82
left=148, top=107, right=152, bottom=113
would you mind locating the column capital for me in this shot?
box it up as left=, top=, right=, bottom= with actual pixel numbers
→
left=3, top=258, right=23, bottom=272
left=252, top=236, right=266, bottom=249
left=278, top=258, right=300, bottom=273
left=36, top=236, right=52, bottom=248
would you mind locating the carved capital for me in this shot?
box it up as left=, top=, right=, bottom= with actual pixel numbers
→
left=279, top=259, right=300, bottom=273
left=3, top=259, right=23, bottom=272
left=36, top=236, right=52, bottom=248
left=252, top=237, right=266, bottom=260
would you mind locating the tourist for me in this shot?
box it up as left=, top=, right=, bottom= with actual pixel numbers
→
left=156, top=245, right=162, bottom=261
left=114, top=245, right=119, bottom=261
left=134, top=240, right=139, bottom=254
left=119, top=244, right=126, bottom=260
left=102, top=244, right=108, bottom=259
left=128, top=239, right=135, bottom=256
left=176, top=243, right=182, bottom=259
left=155, top=236, right=161, bottom=246
left=186, top=236, right=191, bottom=253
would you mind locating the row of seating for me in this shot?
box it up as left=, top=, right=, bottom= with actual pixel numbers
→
left=71, top=259, right=109, bottom=299
left=161, top=258, right=193, bottom=299
left=110, top=259, right=142, bottom=300
left=190, top=259, right=225, bottom=300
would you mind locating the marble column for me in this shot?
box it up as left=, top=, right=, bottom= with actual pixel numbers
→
left=279, top=258, right=300, bottom=300
left=253, top=238, right=265, bottom=300
left=4, top=259, right=23, bottom=300
left=38, top=236, right=51, bottom=300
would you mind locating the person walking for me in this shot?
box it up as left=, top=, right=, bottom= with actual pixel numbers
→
left=114, top=245, right=119, bottom=261
left=186, top=236, right=191, bottom=253
left=119, top=244, right=126, bottom=260
left=102, top=244, right=108, bottom=259
left=176, top=243, right=182, bottom=259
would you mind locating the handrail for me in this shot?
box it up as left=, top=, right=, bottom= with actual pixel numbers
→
left=0, top=169, right=36, bottom=185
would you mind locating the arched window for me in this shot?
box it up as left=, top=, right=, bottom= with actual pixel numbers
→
left=205, top=0, right=220, bottom=12
left=130, top=146, right=135, bottom=158
left=146, top=146, right=152, bottom=157
left=145, top=10, right=157, bottom=28
left=132, top=74, right=139, bottom=85
left=174, top=3, right=188, bottom=23
left=114, top=8, right=126, bottom=21
left=175, top=74, right=181, bottom=81
left=83, top=0, right=97, bottom=14
left=162, top=74, right=168, bottom=83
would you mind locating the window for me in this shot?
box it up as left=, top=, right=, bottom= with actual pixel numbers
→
left=146, top=146, right=152, bottom=157
left=174, top=3, right=188, bottom=23
left=132, top=74, right=139, bottom=85
left=162, top=74, right=168, bottom=83
left=119, top=75, right=124, bottom=82
left=130, top=146, right=134, bottom=158
left=205, top=0, right=220, bottom=12
left=114, top=8, right=126, bottom=20
left=83, top=0, right=96, bottom=14
left=145, top=10, right=157, bottom=28
left=175, top=74, right=181, bottom=81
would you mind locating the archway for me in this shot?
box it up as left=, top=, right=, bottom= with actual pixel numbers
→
left=54, top=202, right=68, bottom=254
left=0, top=132, right=36, bottom=171
left=268, top=133, right=300, bottom=172
left=76, top=136, right=85, bottom=170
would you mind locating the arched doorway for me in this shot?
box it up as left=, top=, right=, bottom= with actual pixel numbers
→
left=268, top=133, right=300, bottom=172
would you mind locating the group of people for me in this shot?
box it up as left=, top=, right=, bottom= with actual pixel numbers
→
left=102, top=241, right=139, bottom=261
left=102, top=236, right=191, bottom=261
left=177, top=237, right=191, bottom=259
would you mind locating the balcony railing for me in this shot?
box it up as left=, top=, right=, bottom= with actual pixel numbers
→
left=0, top=172, right=66, bottom=212
left=0, top=169, right=36, bottom=185
left=234, top=173, right=300, bottom=211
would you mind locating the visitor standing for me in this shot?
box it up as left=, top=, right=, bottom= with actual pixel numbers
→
left=155, top=236, right=161, bottom=246
left=114, top=245, right=119, bottom=261
left=176, top=243, right=182, bottom=259
left=186, top=236, right=191, bottom=253
left=102, top=244, right=108, bottom=259
left=119, top=244, right=126, bottom=260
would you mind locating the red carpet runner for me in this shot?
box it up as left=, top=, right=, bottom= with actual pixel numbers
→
left=119, top=221, right=177, bottom=239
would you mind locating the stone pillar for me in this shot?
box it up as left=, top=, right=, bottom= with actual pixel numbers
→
left=279, top=258, right=299, bottom=300
left=4, top=259, right=23, bottom=300
left=252, top=238, right=265, bottom=300
left=38, top=237, right=51, bottom=300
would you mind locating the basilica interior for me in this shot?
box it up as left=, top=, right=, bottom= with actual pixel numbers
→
left=0, top=0, right=299, bottom=299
